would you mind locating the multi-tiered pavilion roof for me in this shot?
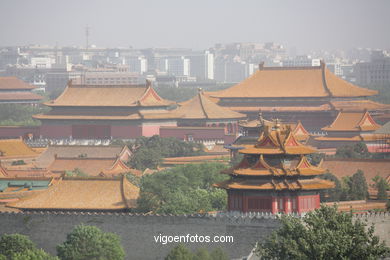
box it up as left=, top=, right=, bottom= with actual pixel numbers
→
left=215, top=120, right=334, bottom=213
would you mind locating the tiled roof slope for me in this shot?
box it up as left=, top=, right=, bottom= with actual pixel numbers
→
left=0, top=77, right=35, bottom=90
left=0, top=139, right=38, bottom=159
left=239, top=122, right=317, bottom=155
left=34, top=145, right=130, bottom=168
left=45, top=81, right=174, bottom=107
left=322, top=158, right=390, bottom=186
left=375, top=121, right=390, bottom=134
left=175, top=90, right=246, bottom=119
left=7, top=176, right=139, bottom=210
left=47, top=156, right=131, bottom=176
left=322, top=111, right=381, bottom=132
left=209, top=63, right=377, bottom=98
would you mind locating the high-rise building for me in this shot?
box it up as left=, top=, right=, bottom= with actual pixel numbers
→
left=188, top=51, right=214, bottom=81
left=355, top=50, right=390, bottom=85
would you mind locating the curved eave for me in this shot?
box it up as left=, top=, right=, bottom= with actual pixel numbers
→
left=239, top=147, right=317, bottom=155
left=33, top=114, right=141, bottom=120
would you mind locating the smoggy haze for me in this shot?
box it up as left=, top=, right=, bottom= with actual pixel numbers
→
left=0, top=0, right=389, bottom=52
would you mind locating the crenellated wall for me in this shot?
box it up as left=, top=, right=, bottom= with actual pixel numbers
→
left=0, top=211, right=388, bottom=260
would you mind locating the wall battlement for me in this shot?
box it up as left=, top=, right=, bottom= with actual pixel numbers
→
left=0, top=211, right=388, bottom=259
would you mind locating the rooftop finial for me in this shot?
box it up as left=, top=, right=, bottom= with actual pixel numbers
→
left=258, top=109, right=264, bottom=126
left=273, top=118, right=281, bottom=131
left=258, top=62, right=265, bottom=70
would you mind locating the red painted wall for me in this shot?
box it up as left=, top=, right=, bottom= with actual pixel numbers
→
left=0, top=126, right=40, bottom=139
left=40, top=124, right=72, bottom=138
left=111, top=125, right=142, bottom=139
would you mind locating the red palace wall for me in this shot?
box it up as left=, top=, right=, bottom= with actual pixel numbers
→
left=40, top=124, right=72, bottom=138
left=0, top=126, right=40, bottom=139
left=111, top=125, right=142, bottom=139
left=142, top=122, right=177, bottom=137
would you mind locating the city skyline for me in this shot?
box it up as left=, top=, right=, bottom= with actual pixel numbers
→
left=1, top=0, right=389, bottom=52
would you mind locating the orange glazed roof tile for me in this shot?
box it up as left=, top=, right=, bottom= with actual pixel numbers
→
left=209, top=63, right=376, bottom=98
left=230, top=155, right=324, bottom=177
left=331, top=100, right=390, bottom=111
left=45, top=81, right=174, bottom=107
left=175, top=90, right=246, bottom=120
left=322, top=158, right=390, bottom=186
left=214, top=178, right=334, bottom=190
left=34, top=145, right=130, bottom=168
left=47, top=156, right=131, bottom=176
left=322, top=111, right=381, bottom=132
left=0, top=92, right=43, bottom=101
left=0, top=77, right=35, bottom=90
left=239, top=124, right=317, bottom=155
left=0, top=139, right=38, bottom=159
left=7, top=176, right=139, bottom=210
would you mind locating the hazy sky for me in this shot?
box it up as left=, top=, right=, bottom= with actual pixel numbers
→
left=1, top=0, right=389, bottom=52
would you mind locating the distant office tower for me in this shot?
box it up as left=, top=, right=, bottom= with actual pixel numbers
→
left=355, top=50, right=390, bottom=85
left=126, top=56, right=148, bottom=74
left=188, top=51, right=214, bottom=81
left=282, top=55, right=321, bottom=67
left=166, top=56, right=190, bottom=76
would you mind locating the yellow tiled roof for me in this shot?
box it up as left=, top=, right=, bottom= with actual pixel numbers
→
left=0, top=139, right=38, bottom=159
left=175, top=91, right=246, bottom=119
left=7, top=176, right=139, bottom=210
left=209, top=65, right=376, bottom=98
left=322, top=111, right=381, bottom=132
left=45, top=82, right=174, bottom=107
left=215, top=178, right=334, bottom=190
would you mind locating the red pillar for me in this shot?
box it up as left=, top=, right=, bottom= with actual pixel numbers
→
left=271, top=197, right=277, bottom=214
left=284, top=197, right=289, bottom=214
left=297, top=196, right=302, bottom=214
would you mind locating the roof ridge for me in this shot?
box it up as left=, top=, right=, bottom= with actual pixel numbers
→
left=321, top=62, right=333, bottom=97
left=197, top=91, right=210, bottom=119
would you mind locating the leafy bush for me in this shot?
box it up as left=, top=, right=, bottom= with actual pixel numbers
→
left=256, top=205, right=390, bottom=259
left=57, top=225, right=125, bottom=260
left=137, top=163, right=228, bottom=214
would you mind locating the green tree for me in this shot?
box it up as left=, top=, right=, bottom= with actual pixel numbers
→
left=210, top=247, right=229, bottom=260
left=193, top=248, right=211, bottom=260
left=0, top=234, right=56, bottom=260
left=165, top=244, right=193, bottom=260
left=349, top=170, right=369, bottom=200
left=372, top=175, right=389, bottom=200
left=256, top=205, right=390, bottom=259
left=319, top=172, right=342, bottom=202
left=335, top=142, right=370, bottom=159
left=12, top=249, right=58, bottom=260
left=64, top=168, right=88, bottom=177
left=56, top=225, right=125, bottom=260
left=128, top=136, right=205, bottom=170
left=376, top=177, right=388, bottom=200
left=137, top=163, right=228, bottom=214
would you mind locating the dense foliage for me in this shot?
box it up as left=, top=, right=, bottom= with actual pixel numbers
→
left=0, top=103, right=49, bottom=126
left=319, top=172, right=343, bottom=202
left=165, top=244, right=228, bottom=260
left=128, top=136, right=205, bottom=170
left=372, top=175, right=389, bottom=200
left=155, top=84, right=233, bottom=102
left=335, top=142, right=370, bottom=159
left=137, top=163, right=228, bottom=214
left=256, top=205, right=390, bottom=259
left=56, top=225, right=125, bottom=260
left=0, top=234, right=57, bottom=260
left=320, top=170, right=369, bottom=202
